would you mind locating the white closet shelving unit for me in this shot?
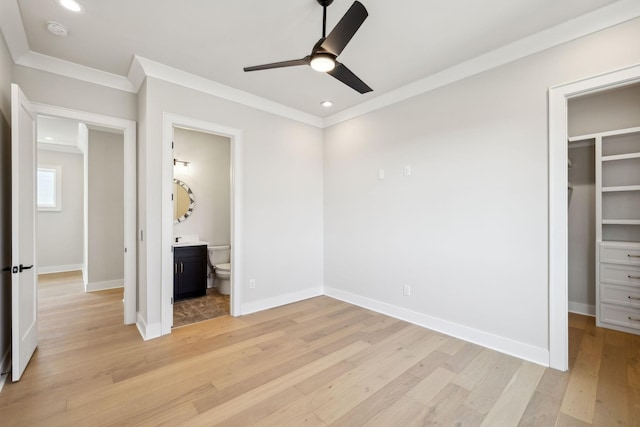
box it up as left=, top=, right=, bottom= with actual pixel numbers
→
left=570, top=126, right=640, bottom=335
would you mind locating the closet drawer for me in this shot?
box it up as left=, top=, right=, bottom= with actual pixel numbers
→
left=600, top=304, right=640, bottom=330
left=600, top=263, right=640, bottom=286
left=601, top=283, right=640, bottom=308
left=600, top=243, right=640, bottom=265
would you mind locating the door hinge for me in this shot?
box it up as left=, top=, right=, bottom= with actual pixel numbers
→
left=171, top=297, right=174, bottom=304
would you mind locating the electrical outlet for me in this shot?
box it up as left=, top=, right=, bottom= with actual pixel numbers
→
left=249, top=279, right=256, bottom=289
left=403, top=165, right=411, bottom=176
left=403, top=284, right=411, bottom=296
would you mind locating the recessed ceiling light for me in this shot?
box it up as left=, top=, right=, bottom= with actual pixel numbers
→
left=44, top=136, right=54, bottom=141
left=47, top=21, right=69, bottom=37
left=320, top=100, right=334, bottom=108
left=57, top=0, right=84, bottom=13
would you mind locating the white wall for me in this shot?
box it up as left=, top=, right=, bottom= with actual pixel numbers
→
left=13, top=65, right=137, bottom=121
left=138, top=77, right=323, bottom=331
left=0, top=31, right=13, bottom=383
left=36, top=150, right=84, bottom=273
left=173, top=127, right=230, bottom=246
left=322, top=17, right=640, bottom=364
left=87, top=129, right=124, bottom=289
left=567, top=146, right=595, bottom=314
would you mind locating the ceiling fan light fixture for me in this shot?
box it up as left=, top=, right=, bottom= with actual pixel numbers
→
left=310, top=53, right=336, bottom=72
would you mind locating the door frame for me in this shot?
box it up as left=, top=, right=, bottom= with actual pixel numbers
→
left=548, top=63, right=640, bottom=371
left=34, top=103, right=137, bottom=325
left=161, top=113, right=243, bottom=335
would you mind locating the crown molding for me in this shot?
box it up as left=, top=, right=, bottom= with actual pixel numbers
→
left=0, top=0, right=29, bottom=62
left=323, top=0, right=640, bottom=128
left=129, top=56, right=323, bottom=128
left=37, top=141, right=82, bottom=154
left=16, top=51, right=136, bottom=92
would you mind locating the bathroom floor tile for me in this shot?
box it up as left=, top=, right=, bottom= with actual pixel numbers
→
left=172, top=288, right=230, bottom=328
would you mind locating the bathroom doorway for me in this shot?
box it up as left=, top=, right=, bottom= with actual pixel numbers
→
left=161, top=113, right=243, bottom=335
left=171, top=127, right=231, bottom=327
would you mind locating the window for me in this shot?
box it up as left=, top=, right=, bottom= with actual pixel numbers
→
left=37, top=165, right=62, bottom=211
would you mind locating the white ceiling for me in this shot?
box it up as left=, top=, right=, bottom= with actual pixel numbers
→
left=5, top=0, right=636, bottom=118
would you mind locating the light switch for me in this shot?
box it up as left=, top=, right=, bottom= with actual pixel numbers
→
left=378, top=169, right=385, bottom=180
left=403, top=165, right=411, bottom=176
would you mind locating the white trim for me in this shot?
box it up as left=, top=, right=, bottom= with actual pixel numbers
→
left=324, top=287, right=549, bottom=367
left=0, top=347, right=11, bottom=393
left=136, top=312, right=161, bottom=341
left=323, top=0, right=640, bottom=128
left=161, top=113, right=244, bottom=335
left=242, top=287, right=324, bottom=316
left=86, top=279, right=124, bottom=292
left=568, top=302, right=596, bottom=317
left=548, top=63, right=640, bottom=372
left=37, top=141, right=82, bottom=154
left=36, top=264, right=82, bottom=275
left=32, top=103, right=138, bottom=327
left=16, top=52, right=135, bottom=93
left=135, top=57, right=323, bottom=128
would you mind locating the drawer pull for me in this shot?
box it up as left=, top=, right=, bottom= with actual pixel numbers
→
left=629, top=275, right=640, bottom=280
left=629, top=296, right=640, bottom=300
left=628, top=254, right=640, bottom=258
left=630, top=316, right=640, bottom=321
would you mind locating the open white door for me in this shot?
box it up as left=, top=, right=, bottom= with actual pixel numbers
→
left=11, top=84, right=38, bottom=381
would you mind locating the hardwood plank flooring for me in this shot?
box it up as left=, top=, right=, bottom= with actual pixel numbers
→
left=0, top=274, right=638, bottom=426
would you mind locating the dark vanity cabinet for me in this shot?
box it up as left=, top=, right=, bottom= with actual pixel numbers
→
left=174, top=245, right=207, bottom=301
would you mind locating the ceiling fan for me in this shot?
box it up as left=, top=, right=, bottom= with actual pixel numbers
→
left=243, top=0, right=372, bottom=94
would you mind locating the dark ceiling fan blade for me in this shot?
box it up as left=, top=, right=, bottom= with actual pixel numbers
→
left=327, top=61, right=372, bottom=94
left=319, top=1, right=368, bottom=57
left=244, top=57, right=310, bottom=72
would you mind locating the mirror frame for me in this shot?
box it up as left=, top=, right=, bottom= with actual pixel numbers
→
left=174, top=179, right=195, bottom=223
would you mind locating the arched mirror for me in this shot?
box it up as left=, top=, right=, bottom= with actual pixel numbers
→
left=174, top=179, right=195, bottom=223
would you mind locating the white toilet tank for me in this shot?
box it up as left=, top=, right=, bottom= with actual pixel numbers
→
left=208, top=245, right=230, bottom=265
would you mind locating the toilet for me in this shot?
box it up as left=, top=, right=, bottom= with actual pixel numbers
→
left=207, top=245, right=231, bottom=295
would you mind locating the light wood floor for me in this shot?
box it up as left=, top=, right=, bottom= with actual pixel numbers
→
left=0, top=272, right=638, bottom=426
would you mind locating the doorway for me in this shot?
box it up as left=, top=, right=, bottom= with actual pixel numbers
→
left=161, top=114, right=243, bottom=335
left=171, top=127, right=231, bottom=327
left=549, top=64, right=640, bottom=371
left=33, top=104, right=137, bottom=325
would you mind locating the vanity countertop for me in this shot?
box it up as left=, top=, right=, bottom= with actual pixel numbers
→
left=173, top=240, right=209, bottom=248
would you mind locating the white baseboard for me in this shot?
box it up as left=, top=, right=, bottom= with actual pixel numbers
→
left=568, top=301, right=596, bottom=317
left=86, top=279, right=124, bottom=292
left=37, top=264, right=83, bottom=275
left=136, top=312, right=161, bottom=341
left=324, top=287, right=549, bottom=367
left=0, top=346, right=11, bottom=393
left=241, top=286, right=324, bottom=316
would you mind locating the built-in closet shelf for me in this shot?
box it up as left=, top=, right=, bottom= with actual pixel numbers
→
left=602, top=152, right=640, bottom=162
left=602, top=220, right=640, bottom=225
left=595, top=125, right=640, bottom=336
left=602, top=185, right=640, bottom=193
left=570, top=125, right=640, bottom=142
